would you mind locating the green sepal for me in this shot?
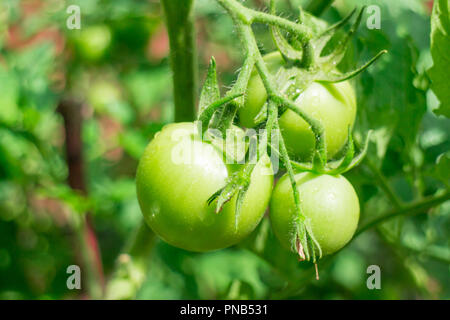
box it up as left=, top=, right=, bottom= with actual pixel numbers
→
left=326, top=127, right=354, bottom=174
left=198, top=57, right=220, bottom=113
left=270, top=0, right=302, bottom=66
left=234, top=183, right=250, bottom=230
left=316, top=50, right=387, bottom=83
left=298, top=6, right=328, bottom=36
left=270, top=0, right=302, bottom=65
left=340, top=130, right=372, bottom=173
left=253, top=102, right=268, bottom=125
left=327, top=130, right=372, bottom=174
left=290, top=160, right=314, bottom=172
left=314, top=8, right=357, bottom=57
left=317, top=6, right=365, bottom=70
left=290, top=215, right=323, bottom=263
left=197, top=93, right=243, bottom=139
left=207, top=162, right=255, bottom=214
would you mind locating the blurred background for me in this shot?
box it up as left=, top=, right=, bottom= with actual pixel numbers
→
left=0, top=0, right=448, bottom=299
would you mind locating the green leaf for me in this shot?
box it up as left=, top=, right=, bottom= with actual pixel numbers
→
left=198, top=57, right=220, bottom=114
left=429, top=0, right=450, bottom=118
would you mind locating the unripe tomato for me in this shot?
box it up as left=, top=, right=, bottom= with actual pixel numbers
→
left=73, top=25, right=112, bottom=62
left=240, top=52, right=357, bottom=161
left=270, top=172, right=359, bottom=256
left=87, top=80, right=121, bottom=113
left=136, top=122, right=273, bottom=252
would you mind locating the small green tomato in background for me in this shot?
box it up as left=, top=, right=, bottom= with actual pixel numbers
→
left=87, top=80, right=121, bottom=113
left=74, top=25, right=112, bottom=62
left=240, top=52, right=357, bottom=161
left=270, top=172, right=360, bottom=256
left=136, top=122, right=273, bottom=252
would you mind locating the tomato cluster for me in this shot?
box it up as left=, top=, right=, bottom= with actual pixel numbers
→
left=136, top=51, right=360, bottom=258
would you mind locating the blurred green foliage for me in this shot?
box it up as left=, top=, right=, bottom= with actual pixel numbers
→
left=0, top=0, right=448, bottom=300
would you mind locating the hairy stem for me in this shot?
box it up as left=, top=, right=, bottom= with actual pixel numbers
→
left=161, top=0, right=198, bottom=121
left=217, top=0, right=312, bottom=39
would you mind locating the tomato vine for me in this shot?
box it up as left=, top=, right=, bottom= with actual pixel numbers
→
left=195, top=0, right=386, bottom=266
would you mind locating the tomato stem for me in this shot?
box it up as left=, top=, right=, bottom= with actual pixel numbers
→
left=161, top=0, right=198, bottom=122
left=356, top=191, right=450, bottom=236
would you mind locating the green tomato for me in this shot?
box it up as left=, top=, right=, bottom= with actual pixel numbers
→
left=269, top=172, right=359, bottom=256
left=136, top=122, right=273, bottom=252
left=87, top=81, right=121, bottom=113
left=112, top=16, right=155, bottom=52
left=74, top=25, right=112, bottom=62
left=240, top=52, right=357, bottom=161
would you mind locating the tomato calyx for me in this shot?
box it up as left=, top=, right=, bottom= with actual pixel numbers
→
left=207, top=162, right=254, bottom=228
left=290, top=129, right=372, bottom=175
left=292, top=215, right=322, bottom=263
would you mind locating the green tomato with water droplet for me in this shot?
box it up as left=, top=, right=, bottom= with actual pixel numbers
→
left=270, top=172, right=360, bottom=256
left=136, top=122, right=273, bottom=252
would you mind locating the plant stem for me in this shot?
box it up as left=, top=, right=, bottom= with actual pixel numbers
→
left=402, top=242, right=450, bottom=265
left=300, top=41, right=314, bottom=69
left=356, top=191, right=450, bottom=236
left=58, top=98, right=104, bottom=299
left=305, top=0, right=335, bottom=16
left=161, top=0, right=198, bottom=121
left=217, top=0, right=312, bottom=39
left=74, top=222, right=104, bottom=299
left=365, top=157, right=404, bottom=208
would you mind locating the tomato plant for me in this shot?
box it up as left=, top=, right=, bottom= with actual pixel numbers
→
left=136, top=122, right=273, bottom=252
left=270, top=172, right=360, bottom=256
left=241, top=51, right=357, bottom=160
left=1, top=0, right=449, bottom=301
